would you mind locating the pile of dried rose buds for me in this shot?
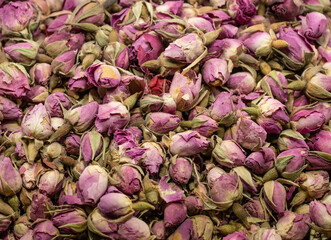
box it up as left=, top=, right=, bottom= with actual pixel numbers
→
left=0, top=0, right=331, bottom=239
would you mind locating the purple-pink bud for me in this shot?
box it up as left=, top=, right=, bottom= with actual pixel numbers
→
left=45, top=92, right=72, bottom=118
left=170, top=157, right=192, bottom=185
left=300, top=11, right=327, bottom=40
left=164, top=202, right=187, bottom=227
left=263, top=181, right=287, bottom=214
left=226, top=72, right=256, bottom=95
left=202, top=58, right=232, bottom=86
left=146, top=112, right=181, bottom=134
left=245, top=147, right=275, bottom=175
left=87, top=62, right=121, bottom=89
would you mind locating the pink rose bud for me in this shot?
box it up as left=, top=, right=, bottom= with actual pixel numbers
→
left=103, top=42, right=130, bottom=69
left=0, top=1, right=36, bottom=34
left=51, top=50, right=76, bottom=76
left=212, top=137, right=246, bottom=168
left=46, top=12, right=70, bottom=32
left=297, top=171, right=329, bottom=199
left=19, top=162, right=44, bottom=190
left=66, top=101, right=99, bottom=132
left=300, top=11, right=327, bottom=40
left=245, top=147, right=275, bottom=175
left=226, top=72, right=256, bottom=95
left=169, top=130, right=210, bottom=157
left=258, top=71, right=288, bottom=103
left=30, top=63, right=52, bottom=86
left=309, top=130, right=331, bottom=154
left=276, top=211, right=311, bottom=240
left=0, top=157, right=22, bottom=196
left=29, top=192, right=54, bottom=221
left=244, top=32, right=273, bottom=57
left=251, top=228, right=282, bottom=240
left=263, top=181, right=287, bottom=214
left=103, top=84, right=131, bottom=103
left=210, top=91, right=236, bottom=126
left=306, top=152, right=331, bottom=171
left=95, top=101, right=130, bottom=136
left=306, top=73, right=331, bottom=102
left=73, top=1, right=105, bottom=25
left=277, top=129, right=309, bottom=152
left=191, top=115, right=219, bottom=137
left=207, top=166, right=226, bottom=188
left=164, top=33, right=204, bottom=63
left=77, top=165, right=108, bottom=205
left=293, top=94, right=308, bottom=107
left=113, top=126, right=142, bottom=149
left=257, top=96, right=289, bottom=124
left=169, top=70, right=201, bottom=112
left=0, top=213, right=12, bottom=234
left=51, top=208, right=87, bottom=233
left=87, top=209, right=119, bottom=238
left=0, top=62, right=30, bottom=98
left=164, top=202, right=187, bottom=227
left=243, top=198, right=269, bottom=220
left=223, top=232, right=248, bottom=240
left=151, top=221, right=165, bottom=240
left=4, top=41, right=39, bottom=66
left=290, top=109, right=325, bottom=134
left=64, top=134, right=81, bottom=156
left=202, top=58, right=232, bottom=86
left=131, top=33, right=164, bottom=66
left=97, top=192, right=132, bottom=218
left=276, top=148, right=308, bottom=180
left=68, top=66, right=90, bottom=92
left=33, top=220, right=59, bottom=240
left=267, top=0, right=303, bottom=20
left=0, top=96, right=23, bottom=120
left=81, top=130, right=103, bottom=163
left=210, top=172, right=242, bottom=208
left=58, top=181, right=83, bottom=206
left=22, top=103, right=53, bottom=140
left=187, top=17, right=214, bottom=32
left=111, top=165, right=142, bottom=195
left=45, top=92, right=72, bottom=118
left=228, top=0, right=256, bottom=24
left=38, top=170, right=64, bottom=196
left=309, top=200, right=331, bottom=230
left=24, top=85, right=49, bottom=103
left=140, top=142, right=165, bottom=176
left=185, top=196, right=204, bottom=215
left=118, top=217, right=150, bottom=240
left=169, top=157, right=192, bottom=185
left=168, top=218, right=193, bottom=240
left=87, top=62, right=121, bottom=89
left=146, top=112, right=181, bottom=134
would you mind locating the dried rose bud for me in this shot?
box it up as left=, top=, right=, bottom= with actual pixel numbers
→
left=29, top=63, right=51, bottom=86
left=113, top=126, right=142, bottom=149
left=243, top=198, right=269, bottom=220
left=19, top=162, right=44, bottom=190
left=28, top=192, right=54, bottom=221
left=0, top=157, right=22, bottom=196
left=168, top=218, right=193, bottom=240
left=212, top=137, right=246, bottom=168
left=111, top=165, right=142, bottom=195
left=95, top=101, right=130, bottom=136
left=169, top=157, right=192, bottom=185
left=258, top=71, right=288, bottom=103
left=38, top=170, right=64, bottom=196
left=164, top=202, right=187, bottom=227
left=77, top=165, right=108, bottom=205
left=202, top=58, right=232, bottom=86
left=4, top=41, right=39, bottom=66
left=267, top=0, right=303, bottom=21
left=146, top=112, right=180, bottom=134
left=276, top=211, right=311, bottom=240
left=263, top=181, right=286, bottom=214
left=68, top=66, right=90, bottom=92
left=24, top=85, right=49, bottom=103
left=58, top=182, right=82, bottom=206
left=22, top=103, right=52, bottom=140
left=0, top=62, right=30, bottom=98
left=185, top=196, right=204, bottom=215
left=210, top=172, right=242, bottom=208
left=257, top=96, right=289, bottom=124
left=87, top=209, right=119, bottom=238
left=169, top=130, right=210, bottom=157
left=210, top=91, right=236, bottom=127
left=310, top=199, right=331, bottom=231
left=0, top=214, right=12, bottom=235
left=86, top=62, right=121, bottom=89
left=276, top=148, right=308, bottom=180
left=64, top=134, right=81, bottom=156
left=51, top=50, right=76, bottom=76
left=103, top=42, right=130, bottom=69
left=140, top=142, right=164, bottom=176
left=13, top=215, right=31, bottom=239
left=0, top=96, right=22, bottom=120
left=140, top=93, right=176, bottom=115
left=300, top=11, right=327, bottom=40
left=228, top=0, right=256, bottom=24
left=97, top=192, right=132, bottom=218
left=191, top=215, right=214, bottom=240
left=51, top=208, right=87, bottom=233
left=191, top=115, right=219, bottom=137
left=306, top=73, right=331, bottom=102
left=164, top=33, right=204, bottom=63
left=118, top=217, right=150, bottom=240
left=169, top=70, right=201, bottom=112
left=277, top=129, right=308, bottom=152
left=226, top=72, right=256, bottom=95
left=309, top=130, right=331, bottom=154
left=72, top=1, right=105, bottom=25
left=223, top=232, right=248, bottom=240
left=45, top=92, right=72, bottom=118
left=297, top=171, right=329, bottom=199
left=245, top=147, right=275, bottom=175
left=33, top=220, right=59, bottom=240
left=290, top=108, right=325, bottom=134
left=81, top=130, right=103, bottom=163
left=306, top=152, right=331, bottom=171
left=244, top=32, right=273, bottom=57
left=187, top=17, right=214, bottom=32
left=148, top=75, right=171, bottom=97
left=251, top=228, right=282, bottom=240
left=151, top=220, right=165, bottom=240
left=207, top=166, right=226, bottom=188
left=66, top=101, right=99, bottom=133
